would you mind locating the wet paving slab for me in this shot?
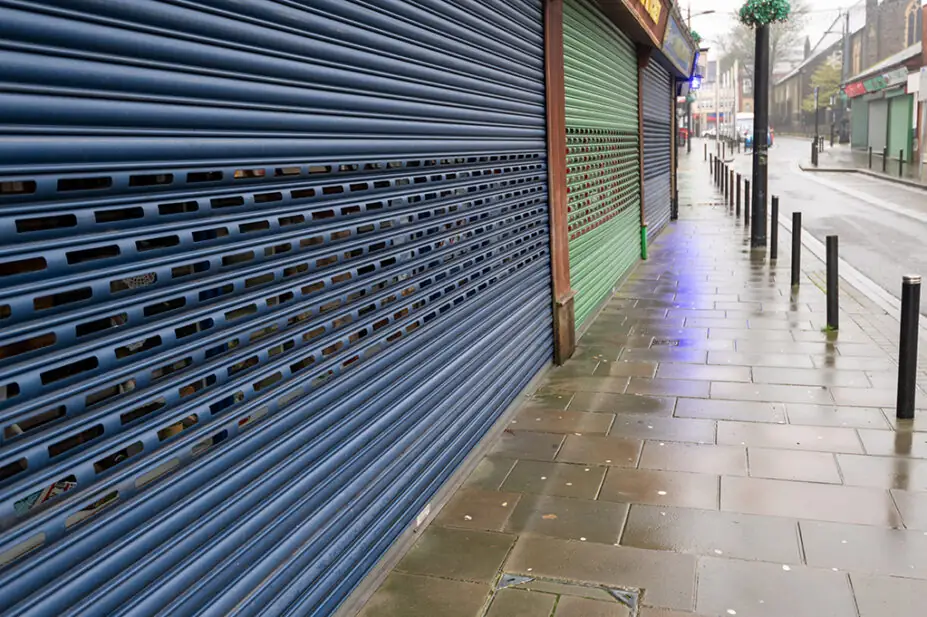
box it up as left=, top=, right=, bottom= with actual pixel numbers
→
left=674, top=397, right=787, bottom=423
left=554, top=434, right=642, bottom=467
left=851, top=573, right=927, bottom=617
left=889, top=489, right=927, bottom=530
left=721, top=476, right=903, bottom=527
left=621, top=504, right=802, bottom=564
left=357, top=572, right=489, bottom=617
left=607, top=414, right=716, bottom=444
left=655, top=363, right=752, bottom=383
left=747, top=447, right=842, bottom=484
left=505, top=536, right=697, bottom=611
left=513, top=408, right=614, bottom=435
left=504, top=494, right=628, bottom=544
left=695, top=558, right=858, bottom=617
left=638, top=442, right=747, bottom=476
left=489, top=431, right=565, bottom=461
left=570, top=392, right=676, bottom=416
left=599, top=468, right=720, bottom=511
left=357, top=162, right=927, bottom=616
left=799, top=519, right=927, bottom=579
left=857, top=428, right=927, bottom=458
left=784, top=404, right=891, bottom=429
left=500, top=461, right=607, bottom=500
left=539, top=375, right=631, bottom=395
left=716, top=421, right=864, bottom=454
left=836, top=453, right=927, bottom=490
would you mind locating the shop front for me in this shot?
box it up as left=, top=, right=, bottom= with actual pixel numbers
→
left=644, top=8, right=698, bottom=241
left=562, top=0, right=672, bottom=327
left=845, top=50, right=920, bottom=161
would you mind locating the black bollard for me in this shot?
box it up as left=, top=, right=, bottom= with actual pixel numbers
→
left=729, top=170, right=734, bottom=208
left=868, top=147, right=873, bottom=169
left=811, top=141, right=818, bottom=167
left=897, top=275, right=922, bottom=420
left=900, top=150, right=904, bottom=178
left=883, top=146, right=888, bottom=173
left=710, top=154, right=714, bottom=178
left=736, top=174, right=742, bottom=216
left=771, top=196, right=779, bottom=260
left=723, top=165, right=728, bottom=200
left=826, top=236, right=839, bottom=330
left=744, top=179, right=751, bottom=226
left=791, top=212, right=802, bottom=287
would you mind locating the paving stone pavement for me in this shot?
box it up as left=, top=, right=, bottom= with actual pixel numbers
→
left=355, top=154, right=927, bottom=617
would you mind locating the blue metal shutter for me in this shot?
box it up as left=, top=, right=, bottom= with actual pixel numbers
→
left=0, top=2, right=552, bottom=615
left=641, top=60, right=673, bottom=240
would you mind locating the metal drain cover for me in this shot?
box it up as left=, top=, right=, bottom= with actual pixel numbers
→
left=498, top=574, right=643, bottom=615
left=652, top=338, right=680, bottom=347
left=496, top=574, right=534, bottom=590
left=607, top=587, right=641, bottom=611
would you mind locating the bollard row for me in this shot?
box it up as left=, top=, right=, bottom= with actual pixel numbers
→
left=775, top=197, right=920, bottom=420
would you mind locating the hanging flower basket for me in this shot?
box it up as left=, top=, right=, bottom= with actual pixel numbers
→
left=690, top=30, right=702, bottom=45
left=738, top=0, right=791, bottom=28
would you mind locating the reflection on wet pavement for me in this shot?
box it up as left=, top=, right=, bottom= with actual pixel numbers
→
left=358, top=152, right=927, bottom=617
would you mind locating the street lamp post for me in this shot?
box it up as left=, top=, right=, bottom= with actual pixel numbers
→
left=751, top=23, right=770, bottom=248
left=813, top=86, right=820, bottom=144
left=686, top=8, right=715, bottom=154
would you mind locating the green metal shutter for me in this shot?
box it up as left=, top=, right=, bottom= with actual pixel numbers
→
left=851, top=101, right=869, bottom=149
left=563, top=0, right=641, bottom=327
left=888, top=93, right=914, bottom=162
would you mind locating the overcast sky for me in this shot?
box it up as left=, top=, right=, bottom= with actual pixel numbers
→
left=684, top=0, right=864, bottom=49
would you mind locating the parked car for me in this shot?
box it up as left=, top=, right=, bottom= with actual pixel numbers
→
left=701, top=128, right=717, bottom=139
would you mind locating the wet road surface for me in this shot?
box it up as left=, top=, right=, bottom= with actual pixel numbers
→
left=718, top=136, right=927, bottom=306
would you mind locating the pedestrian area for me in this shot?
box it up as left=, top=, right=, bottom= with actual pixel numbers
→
left=356, top=157, right=927, bottom=617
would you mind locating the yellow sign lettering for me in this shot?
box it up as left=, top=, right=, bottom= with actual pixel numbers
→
left=639, top=0, right=662, bottom=24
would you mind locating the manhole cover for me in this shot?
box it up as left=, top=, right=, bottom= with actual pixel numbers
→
left=652, top=339, right=680, bottom=347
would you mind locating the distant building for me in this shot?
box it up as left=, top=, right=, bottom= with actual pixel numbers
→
left=843, top=0, right=924, bottom=161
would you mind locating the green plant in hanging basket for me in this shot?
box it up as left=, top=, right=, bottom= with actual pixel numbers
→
left=738, top=0, right=791, bottom=28
left=690, top=30, right=702, bottom=45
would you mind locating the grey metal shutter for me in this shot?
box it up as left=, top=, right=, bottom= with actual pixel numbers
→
left=0, top=1, right=552, bottom=615
left=641, top=60, right=673, bottom=241
left=868, top=99, right=889, bottom=152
